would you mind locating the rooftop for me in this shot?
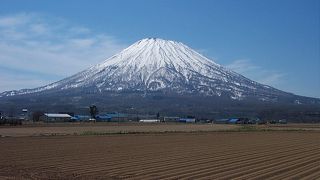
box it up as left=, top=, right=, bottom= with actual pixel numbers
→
left=44, top=113, right=72, bottom=118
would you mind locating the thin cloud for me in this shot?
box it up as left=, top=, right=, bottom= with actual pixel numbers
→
left=0, top=13, right=127, bottom=92
left=226, top=59, right=286, bottom=87
left=259, top=73, right=286, bottom=85
left=226, top=59, right=259, bottom=73
left=0, top=14, right=29, bottom=27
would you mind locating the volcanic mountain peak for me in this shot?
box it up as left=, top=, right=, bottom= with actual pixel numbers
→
left=0, top=38, right=306, bottom=103
left=59, top=37, right=250, bottom=97
left=94, top=37, right=221, bottom=76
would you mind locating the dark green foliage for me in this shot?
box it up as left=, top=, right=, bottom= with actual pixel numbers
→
left=32, top=111, right=44, bottom=122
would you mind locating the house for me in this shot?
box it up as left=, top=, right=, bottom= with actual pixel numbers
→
left=279, top=119, right=287, bottom=124
left=214, top=119, right=229, bottom=124
left=20, top=108, right=29, bottom=121
left=228, top=118, right=240, bottom=124
left=96, top=114, right=112, bottom=122
left=179, top=118, right=196, bottom=123
left=72, top=115, right=91, bottom=121
left=139, top=119, right=160, bottom=123
left=228, top=118, right=250, bottom=124
left=41, top=113, right=72, bottom=122
left=104, top=112, right=128, bottom=122
left=164, top=117, right=180, bottom=122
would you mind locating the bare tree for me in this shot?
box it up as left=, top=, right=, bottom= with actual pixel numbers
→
left=89, top=105, right=99, bottom=119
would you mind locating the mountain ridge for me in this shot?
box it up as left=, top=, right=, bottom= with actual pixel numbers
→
left=1, top=38, right=301, bottom=102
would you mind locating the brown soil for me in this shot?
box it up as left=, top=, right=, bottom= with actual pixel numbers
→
left=0, top=131, right=319, bottom=179
left=0, top=123, right=238, bottom=137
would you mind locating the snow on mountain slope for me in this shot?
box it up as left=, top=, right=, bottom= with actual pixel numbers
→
left=0, top=38, right=292, bottom=101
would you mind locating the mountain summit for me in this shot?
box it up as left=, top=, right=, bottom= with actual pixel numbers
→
left=0, top=38, right=316, bottom=103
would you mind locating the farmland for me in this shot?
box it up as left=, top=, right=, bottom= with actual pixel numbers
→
left=0, top=124, right=319, bottom=179
left=1, top=122, right=319, bottom=137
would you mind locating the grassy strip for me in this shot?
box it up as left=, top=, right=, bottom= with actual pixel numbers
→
left=234, top=125, right=308, bottom=132
left=78, top=126, right=310, bottom=136
left=79, top=130, right=207, bottom=136
left=1, top=126, right=312, bottom=138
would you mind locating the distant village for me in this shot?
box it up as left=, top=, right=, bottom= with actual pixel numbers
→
left=0, top=105, right=289, bottom=126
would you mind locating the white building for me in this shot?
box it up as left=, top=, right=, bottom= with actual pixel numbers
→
left=41, top=113, right=72, bottom=122
left=139, top=119, right=160, bottom=123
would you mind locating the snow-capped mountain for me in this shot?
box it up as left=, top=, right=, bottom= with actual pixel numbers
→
left=0, top=38, right=312, bottom=102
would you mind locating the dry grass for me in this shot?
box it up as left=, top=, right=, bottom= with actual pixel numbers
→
left=0, top=123, right=239, bottom=137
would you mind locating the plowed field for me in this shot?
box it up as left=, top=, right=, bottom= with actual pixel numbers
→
left=0, top=131, right=319, bottom=179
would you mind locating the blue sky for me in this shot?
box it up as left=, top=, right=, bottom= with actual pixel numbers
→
left=0, top=0, right=319, bottom=98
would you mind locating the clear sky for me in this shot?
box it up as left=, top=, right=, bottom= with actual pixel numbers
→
left=0, top=0, right=319, bottom=98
